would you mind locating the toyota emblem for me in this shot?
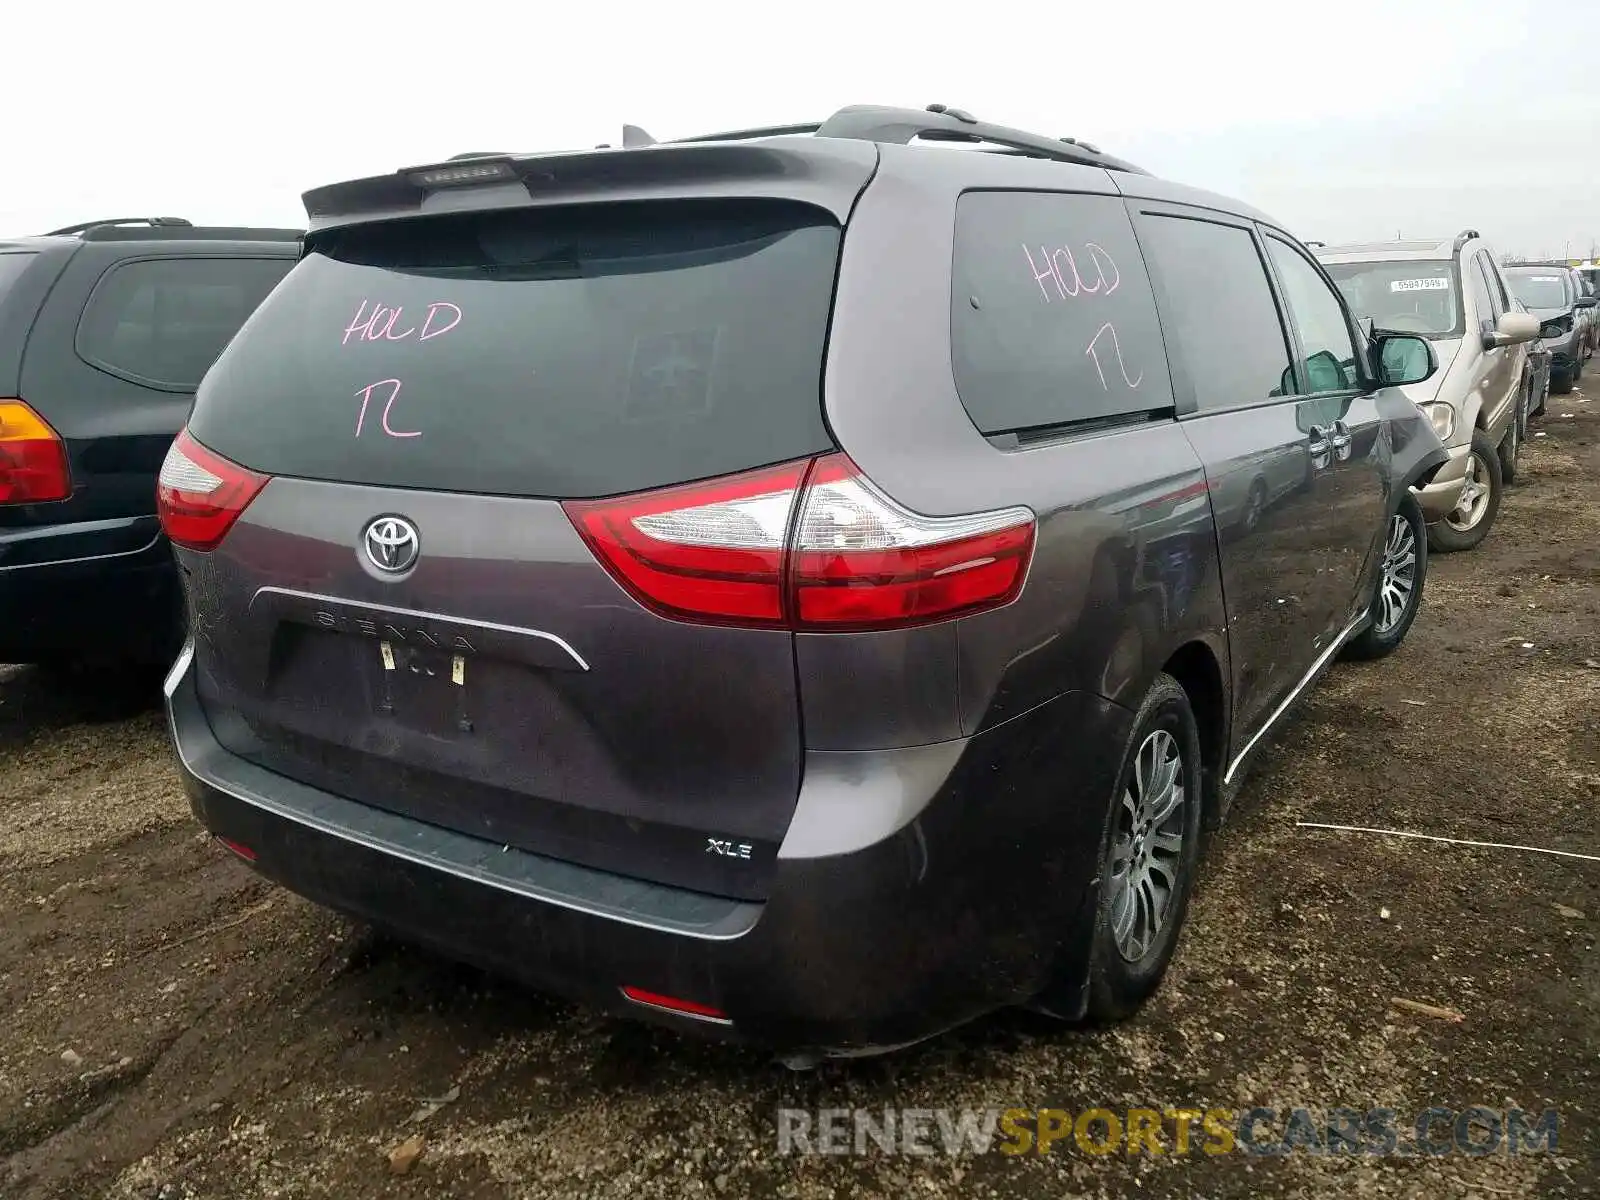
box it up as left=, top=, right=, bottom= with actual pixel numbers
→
left=362, top=515, right=420, bottom=573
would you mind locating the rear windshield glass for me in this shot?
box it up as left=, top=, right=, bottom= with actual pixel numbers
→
left=77, top=256, right=293, bottom=391
left=189, top=200, right=840, bottom=499
left=1321, top=259, right=1461, bottom=338
left=0, top=252, right=37, bottom=304
left=1504, top=270, right=1573, bottom=311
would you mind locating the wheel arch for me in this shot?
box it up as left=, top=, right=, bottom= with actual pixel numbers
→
left=1159, top=640, right=1229, bottom=831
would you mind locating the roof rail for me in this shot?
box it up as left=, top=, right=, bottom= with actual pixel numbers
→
left=671, top=121, right=824, bottom=144
left=812, top=104, right=1148, bottom=174
left=78, top=224, right=303, bottom=243
left=1452, top=228, right=1482, bottom=252
left=44, top=216, right=193, bottom=237
left=662, top=105, right=1144, bottom=173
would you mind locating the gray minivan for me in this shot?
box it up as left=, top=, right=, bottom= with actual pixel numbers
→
left=159, top=105, right=1448, bottom=1058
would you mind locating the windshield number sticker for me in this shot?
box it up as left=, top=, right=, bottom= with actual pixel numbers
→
left=1390, top=278, right=1451, bottom=293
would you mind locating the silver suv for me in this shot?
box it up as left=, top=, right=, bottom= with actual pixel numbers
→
left=1317, top=232, right=1539, bottom=552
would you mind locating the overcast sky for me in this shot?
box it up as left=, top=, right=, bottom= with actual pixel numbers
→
left=5, top=0, right=1596, bottom=261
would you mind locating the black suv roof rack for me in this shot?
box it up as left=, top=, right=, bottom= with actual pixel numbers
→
left=40, top=217, right=302, bottom=243
left=666, top=103, right=1148, bottom=174
left=44, top=216, right=193, bottom=236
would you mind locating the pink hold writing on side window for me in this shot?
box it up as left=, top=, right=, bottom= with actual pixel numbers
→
left=1023, top=242, right=1121, bottom=302
left=1084, top=322, right=1143, bottom=391
left=353, top=378, right=422, bottom=439
left=342, top=300, right=463, bottom=345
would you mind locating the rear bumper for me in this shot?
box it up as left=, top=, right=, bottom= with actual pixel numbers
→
left=0, top=516, right=181, bottom=663
left=165, top=645, right=1132, bottom=1053
left=1414, top=442, right=1470, bottom=524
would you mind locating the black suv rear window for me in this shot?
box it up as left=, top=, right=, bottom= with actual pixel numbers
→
left=950, top=190, right=1172, bottom=434
left=77, top=257, right=293, bottom=390
left=188, top=200, right=841, bottom=499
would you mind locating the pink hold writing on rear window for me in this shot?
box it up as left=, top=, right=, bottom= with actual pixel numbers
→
left=1023, top=242, right=1121, bottom=302
left=1084, top=322, right=1143, bottom=391
left=342, top=300, right=463, bottom=345
left=353, top=378, right=422, bottom=439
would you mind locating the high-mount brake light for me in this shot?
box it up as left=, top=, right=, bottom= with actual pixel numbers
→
left=404, top=159, right=517, bottom=188
left=156, top=430, right=270, bottom=551
left=564, top=453, right=1036, bottom=631
left=0, top=399, right=71, bottom=504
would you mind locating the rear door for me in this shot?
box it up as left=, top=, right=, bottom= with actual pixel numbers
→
left=1259, top=230, right=1390, bottom=635
left=180, top=197, right=855, bottom=901
left=1130, top=203, right=1351, bottom=745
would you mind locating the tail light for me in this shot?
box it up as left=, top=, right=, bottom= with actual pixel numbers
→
left=0, top=399, right=71, bottom=504
left=565, top=452, right=1035, bottom=631
left=156, top=430, right=269, bottom=551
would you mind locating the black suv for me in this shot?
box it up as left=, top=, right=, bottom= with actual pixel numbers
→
left=0, top=218, right=298, bottom=671
left=162, top=106, right=1449, bottom=1057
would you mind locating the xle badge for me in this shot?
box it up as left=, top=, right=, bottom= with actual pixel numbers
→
left=706, top=837, right=753, bottom=860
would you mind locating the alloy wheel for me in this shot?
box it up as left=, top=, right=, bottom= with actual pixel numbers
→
left=1108, top=729, right=1187, bottom=962
left=1373, top=513, right=1418, bottom=634
left=1444, top=451, right=1493, bottom=533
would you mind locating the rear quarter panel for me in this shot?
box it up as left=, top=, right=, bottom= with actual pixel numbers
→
left=814, top=150, right=1229, bottom=742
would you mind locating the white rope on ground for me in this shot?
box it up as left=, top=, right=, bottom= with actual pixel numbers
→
left=1294, top=822, right=1600, bottom=863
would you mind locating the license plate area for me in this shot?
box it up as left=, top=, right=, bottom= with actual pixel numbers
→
left=375, top=640, right=472, bottom=735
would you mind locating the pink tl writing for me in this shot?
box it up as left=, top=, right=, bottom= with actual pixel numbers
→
left=1084, top=322, right=1143, bottom=391
left=342, top=300, right=463, bottom=345
left=1023, top=243, right=1121, bottom=302
left=353, top=378, right=422, bottom=439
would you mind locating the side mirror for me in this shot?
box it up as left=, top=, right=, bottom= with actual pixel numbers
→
left=1576, top=295, right=1598, bottom=309
left=1373, top=332, right=1438, bottom=386
left=1483, top=311, right=1540, bottom=349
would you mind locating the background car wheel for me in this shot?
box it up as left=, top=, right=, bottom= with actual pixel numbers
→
left=1240, top=478, right=1267, bottom=533
left=1082, top=672, right=1204, bottom=1022
left=1500, top=411, right=1520, bottom=484
left=1428, top=429, right=1502, bottom=553
left=1551, top=370, right=1575, bottom=395
left=1343, top=495, right=1428, bottom=661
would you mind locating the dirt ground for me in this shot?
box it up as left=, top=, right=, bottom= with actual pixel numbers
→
left=1, top=395, right=1596, bottom=1200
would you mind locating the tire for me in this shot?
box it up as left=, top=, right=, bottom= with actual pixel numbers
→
left=1575, top=355, right=1585, bottom=382
left=1082, top=673, right=1205, bottom=1022
left=1500, top=404, right=1521, bottom=484
left=1343, top=495, right=1428, bottom=661
left=1427, top=428, right=1502, bottom=553
left=1551, top=369, right=1575, bottom=396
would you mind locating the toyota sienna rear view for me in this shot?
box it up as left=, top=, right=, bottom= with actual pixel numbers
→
left=159, top=106, right=1447, bottom=1057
